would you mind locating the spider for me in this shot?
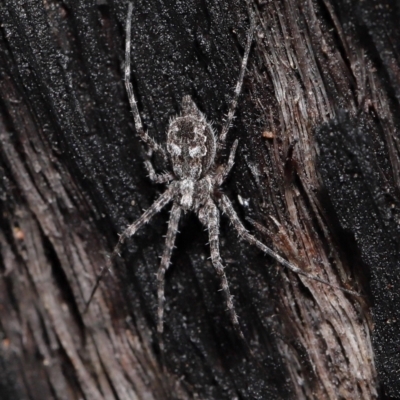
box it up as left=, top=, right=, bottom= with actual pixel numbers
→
left=88, top=2, right=359, bottom=353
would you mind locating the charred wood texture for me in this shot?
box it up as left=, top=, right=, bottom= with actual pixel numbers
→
left=0, top=0, right=399, bottom=399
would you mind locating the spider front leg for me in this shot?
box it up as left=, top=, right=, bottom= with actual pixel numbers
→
left=201, top=201, right=246, bottom=342
left=157, top=203, right=181, bottom=355
left=219, top=194, right=361, bottom=296
left=125, top=3, right=167, bottom=159
left=85, top=186, right=175, bottom=310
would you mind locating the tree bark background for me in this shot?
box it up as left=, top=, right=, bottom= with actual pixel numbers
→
left=0, top=0, right=399, bottom=399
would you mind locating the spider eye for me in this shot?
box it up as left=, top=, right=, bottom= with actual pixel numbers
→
left=189, top=146, right=205, bottom=158
left=167, top=143, right=181, bottom=156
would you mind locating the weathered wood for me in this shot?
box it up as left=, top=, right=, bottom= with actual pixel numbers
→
left=0, top=0, right=399, bottom=399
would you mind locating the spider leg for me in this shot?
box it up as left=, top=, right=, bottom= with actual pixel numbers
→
left=144, top=160, right=174, bottom=184
left=202, top=201, right=246, bottom=342
left=215, top=139, right=238, bottom=186
left=218, top=2, right=255, bottom=148
left=125, top=3, right=167, bottom=159
left=84, top=185, right=176, bottom=311
left=219, top=194, right=361, bottom=297
left=157, top=202, right=181, bottom=356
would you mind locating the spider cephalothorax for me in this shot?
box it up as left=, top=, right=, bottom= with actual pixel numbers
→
left=88, top=2, right=358, bottom=355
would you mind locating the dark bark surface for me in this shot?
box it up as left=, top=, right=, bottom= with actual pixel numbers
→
left=0, top=0, right=399, bottom=399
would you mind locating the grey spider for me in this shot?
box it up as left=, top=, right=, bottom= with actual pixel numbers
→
left=90, top=2, right=359, bottom=353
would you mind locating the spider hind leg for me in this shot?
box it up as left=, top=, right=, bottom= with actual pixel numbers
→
left=144, top=160, right=174, bottom=184
left=218, top=1, right=255, bottom=148
left=125, top=2, right=167, bottom=159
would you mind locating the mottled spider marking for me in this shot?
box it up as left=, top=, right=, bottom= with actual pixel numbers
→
left=168, top=95, right=216, bottom=180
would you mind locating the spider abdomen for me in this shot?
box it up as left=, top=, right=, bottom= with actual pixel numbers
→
left=167, top=96, right=216, bottom=179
